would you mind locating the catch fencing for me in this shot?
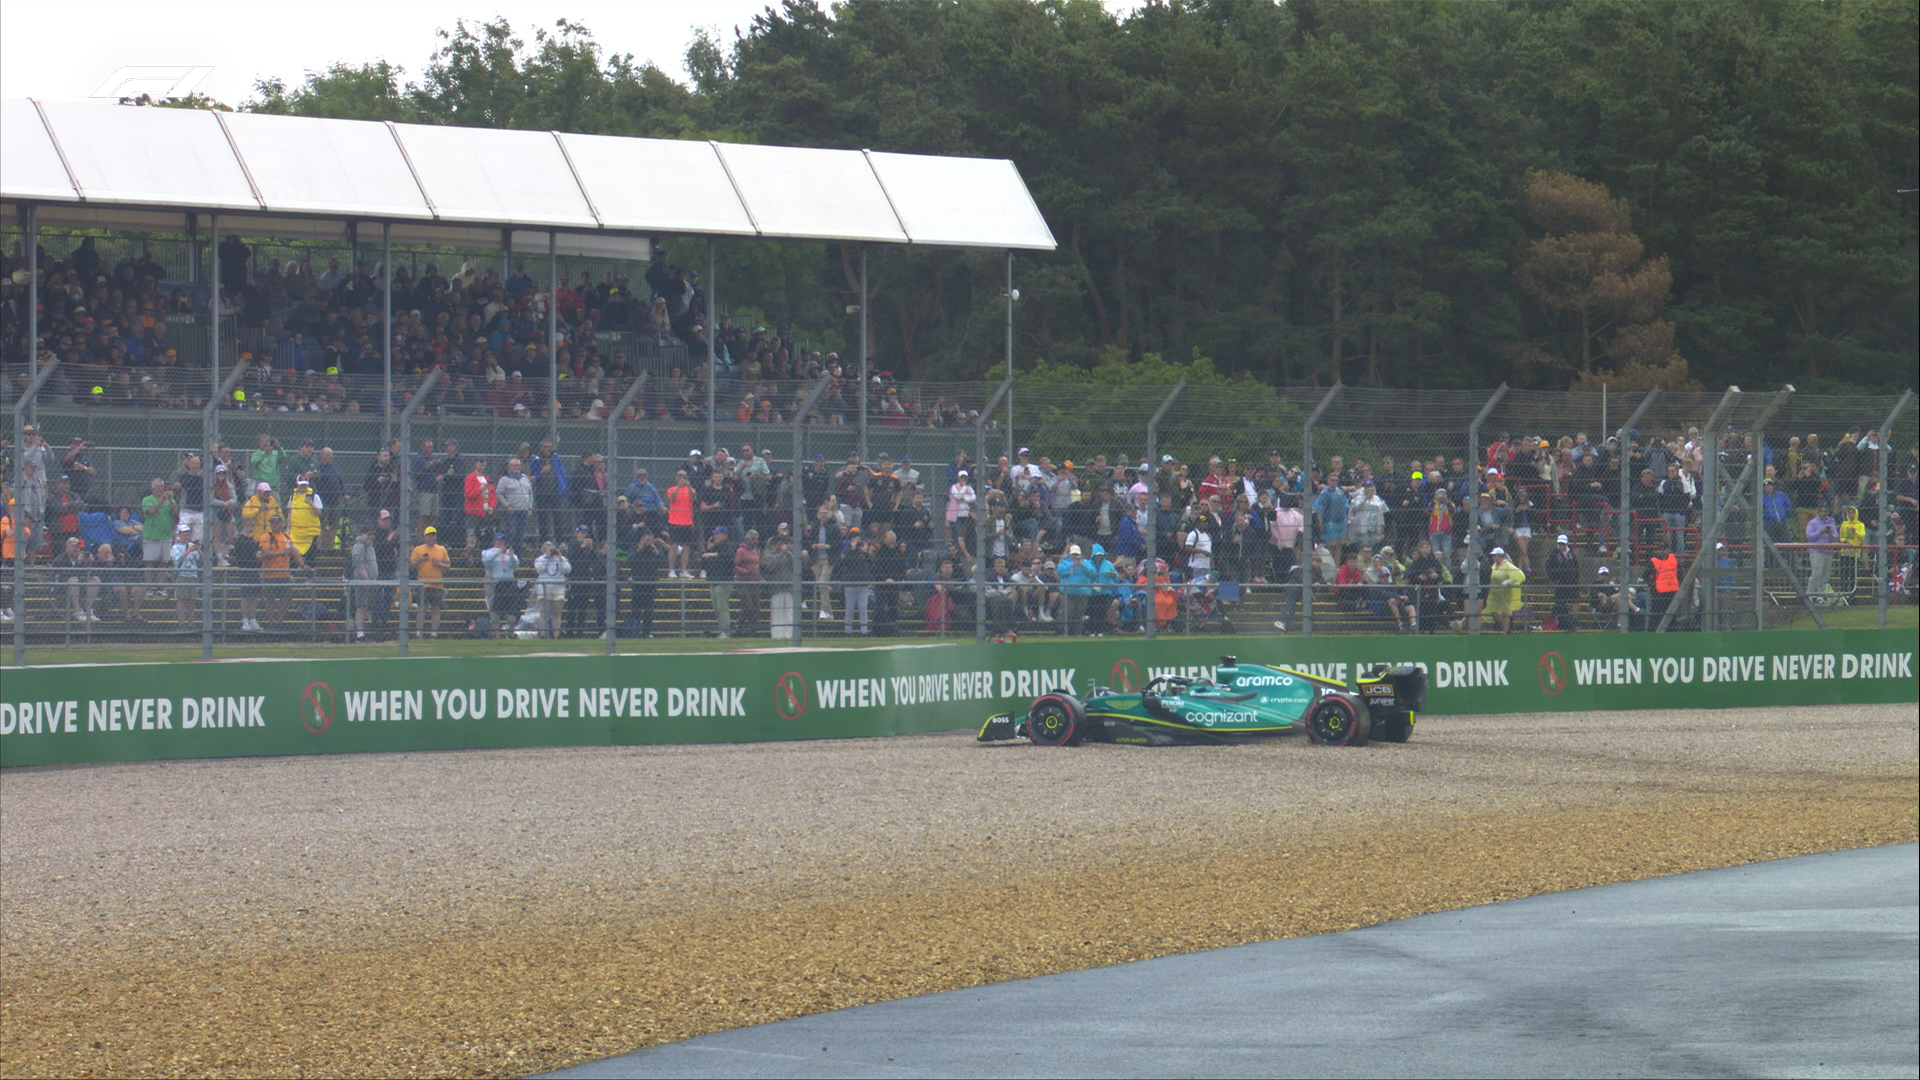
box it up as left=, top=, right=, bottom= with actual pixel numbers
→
left=5, top=369, right=1915, bottom=664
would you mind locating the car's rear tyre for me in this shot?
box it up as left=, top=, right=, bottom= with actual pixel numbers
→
left=1373, top=712, right=1414, bottom=744
left=1028, top=694, right=1086, bottom=747
left=1306, top=698, right=1370, bottom=747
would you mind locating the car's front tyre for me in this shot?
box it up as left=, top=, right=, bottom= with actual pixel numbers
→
left=1028, top=693, right=1087, bottom=747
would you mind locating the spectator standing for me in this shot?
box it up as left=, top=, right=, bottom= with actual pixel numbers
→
left=481, top=530, right=522, bottom=635
left=250, top=433, right=288, bottom=500
left=665, top=470, right=698, bottom=578
left=808, top=503, right=843, bottom=621
left=494, top=459, right=534, bottom=550
left=53, top=537, right=98, bottom=623
left=218, top=235, right=251, bottom=298
left=762, top=532, right=795, bottom=639
left=409, top=525, right=451, bottom=637
left=411, top=440, right=442, bottom=532
left=435, top=441, right=465, bottom=551
left=1762, top=478, right=1794, bottom=543
left=873, top=528, right=908, bottom=636
left=349, top=522, right=378, bottom=639
left=839, top=530, right=877, bottom=636
left=564, top=524, right=602, bottom=635
left=1313, top=478, right=1349, bottom=552
left=286, top=476, right=324, bottom=562
left=1486, top=546, right=1526, bottom=633
left=1646, top=542, right=1682, bottom=626
left=532, top=540, right=570, bottom=639
left=733, top=529, right=763, bottom=637
left=311, top=447, right=346, bottom=550
left=1806, top=504, right=1839, bottom=598
left=528, top=440, right=570, bottom=548
left=363, top=449, right=400, bottom=528
left=703, top=526, right=737, bottom=637
left=170, top=524, right=200, bottom=627
left=140, top=478, right=178, bottom=596
left=1348, top=481, right=1387, bottom=551
left=1547, top=534, right=1580, bottom=631
left=624, top=526, right=668, bottom=638
left=1058, top=543, right=1095, bottom=636
left=463, top=459, right=497, bottom=552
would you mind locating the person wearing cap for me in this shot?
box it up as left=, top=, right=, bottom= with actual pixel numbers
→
left=1485, top=545, right=1527, bottom=633
left=241, top=481, right=282, bottom=543
left=16, top=424, right=63, bottom=555
left=169, top=522, right=202, bottom=627
left=624, top=467, right=664, bottom=525
left=529, top=539, right=571, bottom=639
left=947, top=468, right=977, bottom=558
left=1761, top=477, right=1794, bottom=543
left=699, top=525, right=738, bottom=637
left=1057, top=544, right=1096, bottom=636
left=409, top=525, right=452, bottom=637
left=1805, top=503, right=1840, bottom=599
left=481, top=529, right=523, bottom=636
left=1545, top=534, right=1581, bottom=631
left=282, top=474, right=325, bottom=562
left=1011, top=447, right=1041, bottom=492
left=256, top=513, right=305, bottom=630
left=1590, top=564, right=1639, bottom=623
left=1348, top=478, right=1387, bottom=551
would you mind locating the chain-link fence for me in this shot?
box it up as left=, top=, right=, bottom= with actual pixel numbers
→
left=5, top=369, right=1915, bottom=661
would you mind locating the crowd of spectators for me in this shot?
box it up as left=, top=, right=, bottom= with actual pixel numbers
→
left=4, top=235, right=1916, bottom=637
left=3, top=234, right=1005, bottom=429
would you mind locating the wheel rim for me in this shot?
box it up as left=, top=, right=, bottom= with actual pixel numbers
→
left=1030, top=700, right=1073, bottom=744
left=1310, top=702, right=1354, bottom=744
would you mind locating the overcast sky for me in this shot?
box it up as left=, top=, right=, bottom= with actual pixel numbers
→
left=0, top=0, right=785, bottom=106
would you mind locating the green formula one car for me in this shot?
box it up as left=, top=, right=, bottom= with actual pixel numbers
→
left=978, top=656, right=1426, bottom=748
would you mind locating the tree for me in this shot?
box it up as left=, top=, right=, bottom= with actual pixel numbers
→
left=1509, top=170, right=1683, bottom=384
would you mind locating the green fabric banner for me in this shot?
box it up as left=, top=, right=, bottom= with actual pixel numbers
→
left=3, top=630, right=1913, bottom=768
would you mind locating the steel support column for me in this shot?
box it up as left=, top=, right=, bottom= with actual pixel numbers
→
left=705, top=238, right=717, bottom=458
left=790, top=377, right=832, bottom=648
left=1465, top=384, right=1509, bottom=635
left=1614, top=389, right=1661, bottom=632
left=396, top=369, right=443, bottom=658
left=200, top=361, right=249, bottom=660
left=1875, top=391, right=1913, bottom=629
left=1696, top=387, right=1742, bottom=629
left=1143, top=383, right=1186, bottom=641
left=382, top=224, right=393, bottom=448
left=975, top=377, right=1015, bottom=644
left=605, top=374, right=651, bottom=654
left=858, top=246, right=869, bottom=462
left=548, top=232, right=560, bottom=449
left=1299, top=383, right=1343, bottom=637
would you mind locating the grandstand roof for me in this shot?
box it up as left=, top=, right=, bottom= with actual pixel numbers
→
left=0, top=98, right=1056, bottom=254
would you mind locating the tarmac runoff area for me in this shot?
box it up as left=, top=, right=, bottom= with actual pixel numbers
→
left=545, top=843, right=1920, bottom=1080
left=0, top=702, right=1915, bottom=1080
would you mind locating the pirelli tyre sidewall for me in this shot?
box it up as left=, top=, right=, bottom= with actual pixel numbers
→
left=1028, top=692, right=1087, bottom=747
left=1306, top=692, right=1370, bottom=747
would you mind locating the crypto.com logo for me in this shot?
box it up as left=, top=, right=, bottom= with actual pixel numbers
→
left=91, top=66, right=215, bottom=101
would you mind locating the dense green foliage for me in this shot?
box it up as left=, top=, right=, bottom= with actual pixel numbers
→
left=237, top=1, right=1916, bottom=391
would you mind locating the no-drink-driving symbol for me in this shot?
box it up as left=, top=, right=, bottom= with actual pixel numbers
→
left=302, top=681, right=336, bottom=734
left=774, top=670, right=808, bottom=721
left=1537, top=651, right=1569, bottom=696
left=1112, top=658, right=1141, bottom=693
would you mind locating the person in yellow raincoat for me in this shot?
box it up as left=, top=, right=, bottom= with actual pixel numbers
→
left=286, top=475, right=325, bottom=559
left=241, top=483, right=281, bottom=542
left=1486, top=545, right=1528, bottom=633
left=1836, top=505, right=1866, bottom=598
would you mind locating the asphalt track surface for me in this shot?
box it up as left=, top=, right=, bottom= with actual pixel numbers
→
left=545, top=844, right=1920, bottom=1080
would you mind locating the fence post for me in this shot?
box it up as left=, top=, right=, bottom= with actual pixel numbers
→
left=1004, top=250, right=1017, bottom=465
left=790, top=377, right=832, bottom=648
left=201, top=361, right=250, bottom=660
left=1655, top=452, right=1756, bottom=634
left=1745, top=386, right=1794, bottom=630
left=1613, top=389, right=1661, bottom=632
left=548, top=231, right=561, bottom=452
left=1143, top=383, right=1186, bottom=641
left=858, top=245, right=869, bottom=462
left=605, top=374, right=651, bottom=654
left=1876, top=391, right=1913, bottom=629
left=11, top=348, right=57, bottom=665
left=1696, top=387, right=1742, bottom=629
left=1299, top=383, right=1343, bottom=637
left=1465, top=384, right=1509, bottom=635
left=396, top=368, right=443, bottom=658
left=975, top=377, right=1015, bottom=644
left=705, top=237, right=717, bottom=460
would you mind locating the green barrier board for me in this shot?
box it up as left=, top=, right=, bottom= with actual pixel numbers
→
left=2, top=630, right=1914, bottom=768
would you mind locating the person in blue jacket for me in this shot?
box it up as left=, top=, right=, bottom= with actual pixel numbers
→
left=1057, top=543, right=1097, bottom=636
